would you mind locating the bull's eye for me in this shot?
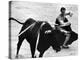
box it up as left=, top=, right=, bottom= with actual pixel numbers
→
left=45, top=30, right=52, bottom=34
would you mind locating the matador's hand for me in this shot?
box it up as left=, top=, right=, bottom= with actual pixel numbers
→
left=69, top=12, right=73, bottom=17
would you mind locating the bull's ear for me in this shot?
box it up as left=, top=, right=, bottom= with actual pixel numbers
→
left=45, top=30, right=52, bottom=34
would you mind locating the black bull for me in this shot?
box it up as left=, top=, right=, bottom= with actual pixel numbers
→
left=9, top=17, right=78, bottom=58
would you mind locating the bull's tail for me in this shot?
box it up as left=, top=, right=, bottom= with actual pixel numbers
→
left=9, top=17, right=24, bottom=25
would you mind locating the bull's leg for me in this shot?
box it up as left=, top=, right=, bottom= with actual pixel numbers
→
left=16, top=36, right=24, bottom=58
left=30, top=43, right=36, bottom=58
left=39, top=51, right=44, bottom=57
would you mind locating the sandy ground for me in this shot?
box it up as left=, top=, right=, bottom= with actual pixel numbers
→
left=11, top=39, right=78, bottom=59
left=10, top=1, right=78, bottom=59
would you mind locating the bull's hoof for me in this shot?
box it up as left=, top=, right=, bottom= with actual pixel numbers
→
left=32, top=56, right=36, bottom=58
left=55, top=48, right=61, bottom=53
left=34, top=56, right=36, bottom=58
left=15, top=55, right=18, bottom=58
left=56, top=50, right=61, bottom=53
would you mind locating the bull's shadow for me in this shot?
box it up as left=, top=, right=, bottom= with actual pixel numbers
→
left=9, top=17, right=78, bottom=58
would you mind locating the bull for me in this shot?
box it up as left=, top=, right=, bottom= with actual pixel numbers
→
left=9, top=17, right=78, bottom=58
